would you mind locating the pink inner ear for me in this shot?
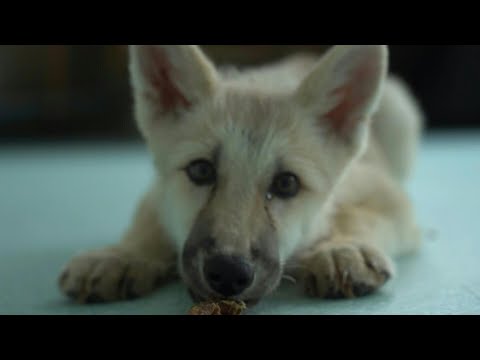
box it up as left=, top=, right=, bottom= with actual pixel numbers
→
left=325, top=86, right=357, bottom=134
left=324, top=60, right=377, bottom=135
left=144, top=47, right=191, bottom=113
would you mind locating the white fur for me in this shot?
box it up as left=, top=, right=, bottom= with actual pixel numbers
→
left=59, top=45, right=423, bottom=304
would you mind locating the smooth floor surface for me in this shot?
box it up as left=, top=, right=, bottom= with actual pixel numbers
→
left=1, top=133, right=479, bottom=315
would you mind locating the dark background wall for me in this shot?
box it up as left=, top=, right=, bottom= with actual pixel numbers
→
left=0, top=45, right=478, bottom=141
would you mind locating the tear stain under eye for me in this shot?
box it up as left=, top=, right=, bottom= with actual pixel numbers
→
left=264, top=203, right=277, bottom=232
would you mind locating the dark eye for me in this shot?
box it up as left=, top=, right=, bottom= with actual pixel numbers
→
left=186, top=160, right=216, bottom=186
left=270, top=173, right=300, bottom=199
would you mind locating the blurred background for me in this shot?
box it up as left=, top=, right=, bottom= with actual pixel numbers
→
left=0, top=45, right=479, bottom=142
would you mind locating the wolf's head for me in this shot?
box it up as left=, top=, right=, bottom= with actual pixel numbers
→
left=129, top=45, right=388, bottom=304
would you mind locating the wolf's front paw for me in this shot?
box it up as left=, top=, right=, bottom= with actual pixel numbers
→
left=301, top=243, right=394, bottom=299
left=59, top=249, right=170, bottom=304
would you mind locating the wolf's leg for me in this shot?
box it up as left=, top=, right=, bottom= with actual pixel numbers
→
left=59, top=189, right=177, bottom=303
left=293, top=177, right=420, bottom=299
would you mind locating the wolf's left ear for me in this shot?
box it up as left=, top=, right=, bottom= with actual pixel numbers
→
left=129, top=45, right=218, bottom=120
left=295, top=45, right=388, bottom=144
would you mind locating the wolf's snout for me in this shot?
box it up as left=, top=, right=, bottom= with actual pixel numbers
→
left=204, top=255, right=254, bottom=297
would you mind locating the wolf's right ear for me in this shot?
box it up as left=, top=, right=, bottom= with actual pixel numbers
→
left=129, top=45, right=218, bottom=127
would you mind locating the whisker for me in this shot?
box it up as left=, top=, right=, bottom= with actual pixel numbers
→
left=282, top=275, right=297, bottom=284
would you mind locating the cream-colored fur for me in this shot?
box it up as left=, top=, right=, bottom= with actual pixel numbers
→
left=59, top=45, right=423, bottom=303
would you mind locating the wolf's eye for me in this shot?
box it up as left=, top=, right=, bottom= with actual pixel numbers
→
left=270, top=173, right=300, bottom=199
left=186, top=160, right=217, bottom=186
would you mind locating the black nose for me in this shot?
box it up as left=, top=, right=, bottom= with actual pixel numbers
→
left=204, top=255, right=254, bottom=297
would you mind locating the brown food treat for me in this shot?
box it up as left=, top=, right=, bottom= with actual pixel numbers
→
left=188, top=302, right=222, bottom=315
left=217, top=300, right=247, bottom=315
left=188, top=300, right=247, bottom=316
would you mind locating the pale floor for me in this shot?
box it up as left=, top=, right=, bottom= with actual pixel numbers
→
left=1, top=132, right=479, bottom=315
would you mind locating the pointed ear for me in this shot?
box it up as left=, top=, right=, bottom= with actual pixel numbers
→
left=129, top=45, right=218, bottom=121
left=295, top=45, right=388, bottom=143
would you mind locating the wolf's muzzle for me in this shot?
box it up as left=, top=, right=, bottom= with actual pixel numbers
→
left=204, top=255, right=254, bottom=297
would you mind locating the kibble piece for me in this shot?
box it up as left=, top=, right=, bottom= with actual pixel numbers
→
left=188, top=300, right=247, bottom=316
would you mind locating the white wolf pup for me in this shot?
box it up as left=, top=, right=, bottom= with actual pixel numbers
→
left=59, top=45, right=423, bottom=306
